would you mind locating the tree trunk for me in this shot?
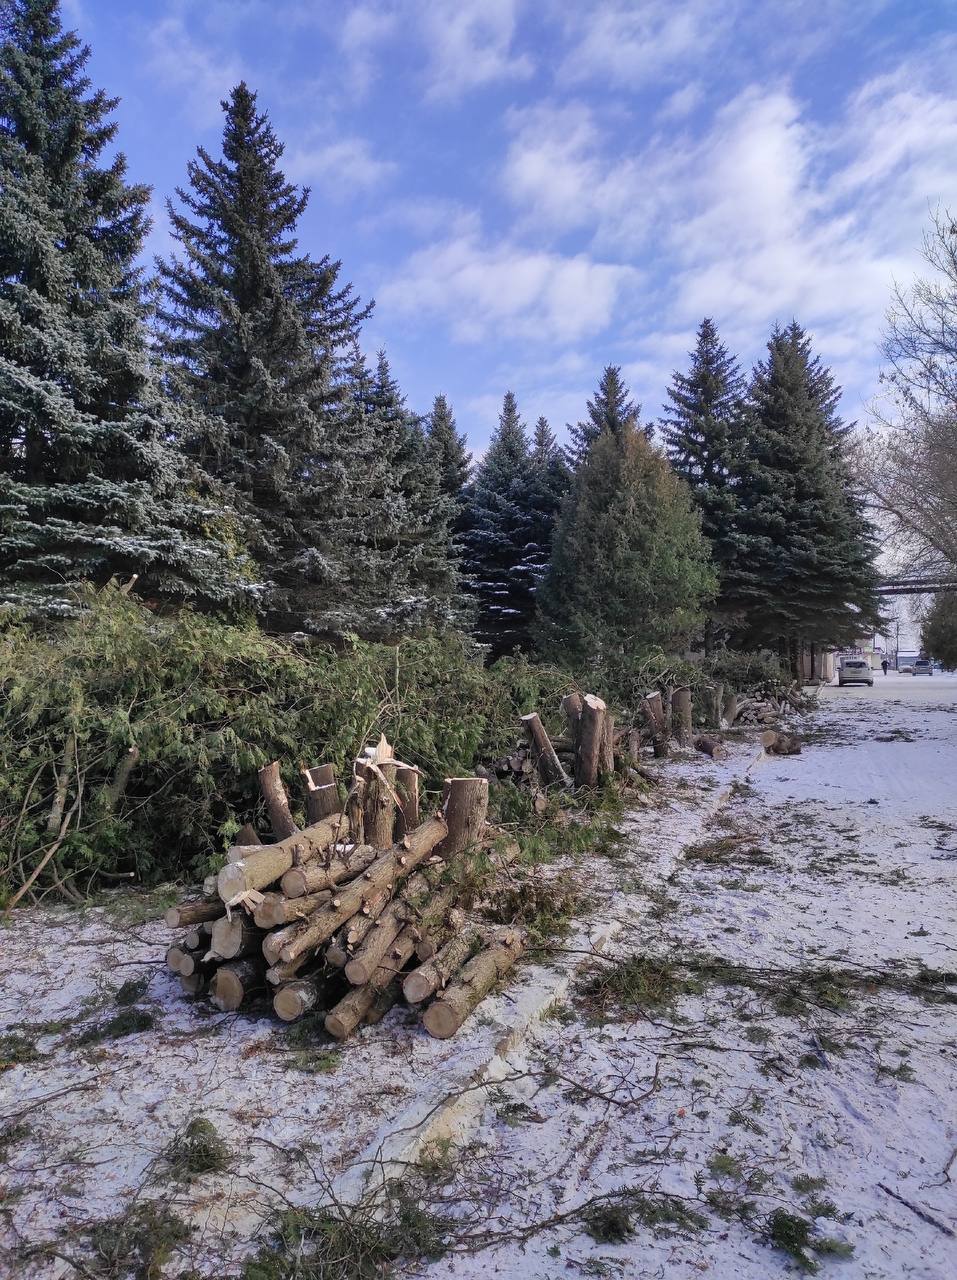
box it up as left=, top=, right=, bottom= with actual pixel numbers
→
left=437, top=778, right=488, bottom=857
left=561, top=692, right=583, bottom=747
left=693, top=734, right=724, bottom=759
left=279, top=842, right=376, bottom=899
left=722, top=691, right=738, bottom=727
left=253, top=889, right=332, bottom=929
left=363, top=984, right=399, bottom=1026
left=661, top=686, right=674, bottom=740
left=363, top=760, right=398, bottom=849
left=599, top=712, right=615, bottom=778
left=324, top=924, right=421, bottom=1039
left=302, top=764, right=339, bottom=824
left=209, top=959, right=264, bottom=1011
left=265, top=954, right=310, bottom=986
left=394, top=766, right=420, bottom=838
left=575, top=695, right=607, bottom=787
left=210, top=916, right=264, bottom=961
left=672, top=688, right=693, bottom=746
left=273, top=978, right=321, bottom=1022
left=520, top=712, right=571, bottom=788
left=344, top=869, right=450, bottom=986
left=703, top=683, right=724, bottom=730
left=235, top=823, right=262, bottom=848
left=403, top=925, right=482, bottom=1004
left=217, top=811, right=350, bottom=901
left=422, top=931, right=524, bottom=1039
left=278, top=817, right=448, bottom=963
left=345, top=774, right=366, bottom=845
left=259, top=760, right=298, bottom=840
left=165, top=899, right=226, bottom=929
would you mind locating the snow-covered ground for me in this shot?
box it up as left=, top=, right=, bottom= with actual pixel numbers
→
left=1, top=676, right=955, bottom=1278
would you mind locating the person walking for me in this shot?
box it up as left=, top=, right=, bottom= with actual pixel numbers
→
left=881, top=658, right=889, bottom=676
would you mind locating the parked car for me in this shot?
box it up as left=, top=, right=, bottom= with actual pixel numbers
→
left=899, top=663, right=915, bottom=674
left=838, top=656, right=874, bottom=687
left=913, top=658, right=933, bottom=676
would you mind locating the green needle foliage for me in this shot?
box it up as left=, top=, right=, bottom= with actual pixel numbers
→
left=0, top=0, right=255, bottom=614
left=565, top=365, right=640, bottom=469
left=537, top=422, right=716, bottom=666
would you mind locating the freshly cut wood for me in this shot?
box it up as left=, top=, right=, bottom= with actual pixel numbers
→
left=702, top=683, right=724, bottom=731
left=662, top=686, right=674, bottom=740
left=521, top=712, right=571, bottom=788
left=302, top=764, right=339, bottom=824
left=693, top=734, right=724, bottom=759
left=325, top=924, right=420, bottom=1039
left=394, top=766, right=420, bottom=837
left=278, top=816, right=448, bottom=963
left=722, top=692, right=738, bottom=728
left=209, top=959, right=264, bottom=1011
left=363, top=983, right=399, bottom=1026
left=166, top=944, right=189, bottom=974
left=202, top=874, right=218, bottom=899
left=325, top=886, right=393, bottom=967
left=760, top=729, right=802, bottom=756
left=422, top=931, right=525, bottom=1039
left=217, top=812, right=350, bottom=901
left=363, top=761, right=398, bottom=848
left=403, top=924, right=482, bottom=1004
left=575, top=694, right=607, bottom=787
left=672, top=688, right=693, bottom=746
left=253, top=889, right=332, bottom=929
left=640, top=691, right=669, bottom=759
left=279, top=842, right=375, bottom=899
left=210, top=916, right=264, bottom=961
left=165, top=899, right=226, bottom=929
left=182, top=921, right=213, bottom=951
left=438, top=778, right=488, bottom=857
left=262, top=921, right=303, bottom=967
left=180, top=972, right=210, bottom=996
left=178, top=949, right=213, bottom=978
left=343, top=868, right=449, bottom=985
left=600, top=712, right=615, bottom=777
left=273, top=978, right=321, bottom=1022
left=259, top=760, right=298, bottom=840
left=345, top=774, right=367, bottom=845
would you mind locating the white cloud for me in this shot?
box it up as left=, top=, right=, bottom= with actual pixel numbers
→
left=420, top=0, right=532, bottom=99
left=379, top=229, right=639, bottom=343
left=286, top=136, right=396, bottom=193
left=339, top=3, right=398, bottom=95
left=145, top=15, right=242, bottom=126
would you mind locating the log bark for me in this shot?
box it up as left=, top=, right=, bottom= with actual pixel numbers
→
left=279, top=842, right=377, bottom=899
left=575, top=694, right=607, bottom=787
left=561, top=692, right=583, bottom=747
left=722, top=692, right=738, bottom=728
left=521, top=712, right=571, bottom=788
left=394, top=766, right=420, bottom=838
left=345, top=774, right=366, bottom=845
left=253, top=889, right=332, bottom=929
left=325, top=924, right=420, bottom=1038
left=403, top=925, right=482, bottom=1004
left=210, top=916, right=264, bottom=961
left=702, top=683, right=724, bottom=731
left=422, top=931, right=525, bottom=1039
left=302, top=764, right=339, bottom=824
left=165, top=899, right=226, bottom=929
left=363, top=761, right=398, bottom=849
left=437, top=778, right=488, bottom=857
left=217, top=812, right=350, bottom=901
left=278, top=816, right=448, bottom=963
left=209, top=959, right=264, bottom=1011
left=693, top=734, right=724, bottom=759
left=672, top=688, right=693, bottom=747
left=325, top=886, right=393, bottom=968
left=363, top=984, right=398, bottom=1026
left=178, top=949, right=215, bottom=978
left=259, top=761, right=298, bottom=840
left=600, top=712, right=615, bottom=778
left=344, top=869, right=450, bottom=986
left=265, top=955, right=309, bottom=986
left=179, top=972, right=210, bottom=997
left=273, top=978, right=321, bottom=1022
left=662, top=686, right=674, bottom=740
left=262, top=920, right=303, bottom=967
left=235, top=823, right=262, bottom=847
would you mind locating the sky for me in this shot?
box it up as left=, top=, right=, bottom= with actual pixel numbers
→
left=65, top=0, right=957, bottom=454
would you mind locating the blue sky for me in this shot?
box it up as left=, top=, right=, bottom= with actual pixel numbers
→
left=68, top=0, right=957, bottom=453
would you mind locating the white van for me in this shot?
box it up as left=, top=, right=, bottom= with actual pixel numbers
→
left=838, top=656, right=874, bottom=687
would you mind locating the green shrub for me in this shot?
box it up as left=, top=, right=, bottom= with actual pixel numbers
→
left=0, top=587, right=571, bottom=896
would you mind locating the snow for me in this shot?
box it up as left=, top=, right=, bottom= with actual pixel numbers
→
left=2, top=676, right=955, bottom=1277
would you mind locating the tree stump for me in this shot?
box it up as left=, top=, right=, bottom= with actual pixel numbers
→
left=258, top=761, right=298, bottom=840
left=437, top=778, right=489, bottom=857
left=672, top=687, right=693, bottom=746
left=394, top=766, right=420, bottom=838
left=521, top=712, right=571, bottom=788
left=575, top=694, right=607, bottom=787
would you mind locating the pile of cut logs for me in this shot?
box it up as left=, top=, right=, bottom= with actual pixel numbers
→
left=164, top=737, right=526, bottom=1040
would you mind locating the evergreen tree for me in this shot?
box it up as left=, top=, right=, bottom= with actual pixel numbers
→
left=0, top=0, right=253, bottom=613
left=725, top=323, right=881, bottom=654
left=660, top=318, right=746, bottom=639
left=527, top=415, right=570, bottom=583
left=538, top=422, right=716, bottom=665
left=565, top=365, right=638, bottom=468
left=461, top=392, right=543, bottom=655
left=156, top=81, right=369, bottom=628
left=426, top=394, right=470, bottom=506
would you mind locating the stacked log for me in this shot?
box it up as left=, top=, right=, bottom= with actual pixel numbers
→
left=162, top=741, right=520, bottom=1043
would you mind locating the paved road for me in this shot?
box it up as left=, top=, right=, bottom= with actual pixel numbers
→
left=821, top=670, right=957, bottom=702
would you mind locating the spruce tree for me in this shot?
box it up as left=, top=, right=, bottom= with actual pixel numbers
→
left=0, top=0, right=253, bottom=613
left=426, top=394, right=470, bottom=507
left=660, top=318, right=746, bottom=640
left=461, top=392, right=543, bottom=655
left=565, top=365, right=638, bottom=469
left=538, top=422, right=716, bottom=665
left=527, top=416, right=570, bottom=583
left=726, top=323, right=881, bottom=654
left=156, top=81, right=369, bottom=628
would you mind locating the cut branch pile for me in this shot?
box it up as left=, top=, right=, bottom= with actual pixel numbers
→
left=163, top=738, right=523, bottom=1040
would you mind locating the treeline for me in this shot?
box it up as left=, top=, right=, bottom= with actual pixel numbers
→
left=0, top=1, right=880, bottom=664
